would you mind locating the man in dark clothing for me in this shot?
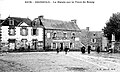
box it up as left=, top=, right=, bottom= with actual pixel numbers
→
left=81, top=46, right=85, bottom=54
left=64, top=46, right=69, bottom=54
left=88, top=45, right=91, bottom=54
left=56, top=47, right=60, bottom=54
left=28, top=43, right=30, bottom=51
left=97, top=46, right=100, bottom=53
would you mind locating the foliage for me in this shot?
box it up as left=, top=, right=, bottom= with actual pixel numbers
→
left=103, top=12, right=120, bottom=42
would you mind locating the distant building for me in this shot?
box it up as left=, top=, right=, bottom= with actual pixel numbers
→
left=33, top=16, right=82, bottom=51
left=89, top=31, right=103, bottom=50
left=80, top=27, right=108, bottom=51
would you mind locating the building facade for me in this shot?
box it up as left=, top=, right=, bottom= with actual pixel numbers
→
left=34, top=16, right=82, bottom=51
left=80, top=27, right=108, bottom=51
left=0, top=16, right=43, bottom=51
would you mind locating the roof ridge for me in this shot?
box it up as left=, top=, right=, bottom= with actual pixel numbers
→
left=43, top=18, right=70, bottom=23
left=41, top=18, right=80, bottom=31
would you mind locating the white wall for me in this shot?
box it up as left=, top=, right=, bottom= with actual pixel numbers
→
left=102, top=37, right=108, bottom=50
left=1, top=26, right=43, bottom=43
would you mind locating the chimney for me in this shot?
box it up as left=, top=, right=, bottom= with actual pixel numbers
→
left=38, top=15, right=44, bottom=19
left=38, top=15, right=44, bottom=25
left=71, top=19, right=77, bottom=24
left=86, top=27, right=89, bottom=31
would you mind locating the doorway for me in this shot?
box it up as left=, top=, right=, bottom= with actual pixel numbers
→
left=32, top=39, right=38, bottom=50
left=8, top=39, right=16, bottom=50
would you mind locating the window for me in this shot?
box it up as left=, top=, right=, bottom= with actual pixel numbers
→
left=32, top=28, right=38, bottom=36
left=21, top=39, right=28, bottom=47
left=53, top=43, right=56, bottom=49
left=70, top=43, right=72, bottom=48
left=37, top=42, right=43, bottom=46
left=20, top=27, right=28, bottom=36
left=71, top=33, right=75, bottom=39
left=62, top=32, right=67, bottom=39
left=63, top=33, right=67, bottom=38
left=91, top=39, right=96, bottom=43
left=47, top=33, right=50, bottom=38
left=69, top=43, right=74, bottom=48
left=8, top=28, right=16, bottom=36
left=33, top=29, right=37, bottom=35
left=52, top=33, right=56, bottom=39
left=93, top=33, right=96, bottom=36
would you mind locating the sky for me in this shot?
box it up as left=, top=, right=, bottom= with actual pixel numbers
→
left=0, top=0, right=120, bottom=31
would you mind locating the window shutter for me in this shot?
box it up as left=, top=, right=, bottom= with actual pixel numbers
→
left=31, top=29, right=33, bottom=36
left=91, top=39, right=92, bottom=42
left=94, top=39, right=96, bottom=43
left=26, top=28, right=28, bottom=36
left=36, top=29, right=39, bottom=36
left=20, top=28, right=22, bottom=35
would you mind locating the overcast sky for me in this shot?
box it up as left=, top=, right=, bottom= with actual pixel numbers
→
left=0, top=0, right=120, bottom=31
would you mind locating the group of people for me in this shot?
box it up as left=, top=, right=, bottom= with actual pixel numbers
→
left=56, top=46, right=69, bottom=54
left=56, top=45, right=101, bottom=54
left=81, top=45, right=101, bottom=54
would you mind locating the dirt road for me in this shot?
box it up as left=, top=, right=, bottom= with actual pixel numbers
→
left=0, top=52, right=120, bottom=72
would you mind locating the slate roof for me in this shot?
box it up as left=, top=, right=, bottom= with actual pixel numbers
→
left=0, top=19, right=4, bottom=24
left=80, top=29, right=103, bottom=47
left=1, top=17, right=32, bottom=26
left=40, top=18, right=80, bottom=31
left=80, top=29, right=89, bottom=47
left=89, top=31, right=103, bottom=38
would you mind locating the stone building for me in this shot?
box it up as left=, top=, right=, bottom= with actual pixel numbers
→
left=33, top=16, right=82, bottom=51
left=80, top=27, right=108, bottom=51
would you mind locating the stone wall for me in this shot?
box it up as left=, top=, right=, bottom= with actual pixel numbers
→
left=44, top=29, right=82, bottom=50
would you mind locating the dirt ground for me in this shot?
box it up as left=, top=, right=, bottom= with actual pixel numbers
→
left=0, top=52, right=119, bottom=72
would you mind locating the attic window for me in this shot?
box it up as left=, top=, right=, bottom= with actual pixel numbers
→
left=9, top=20, right=14, bottom=25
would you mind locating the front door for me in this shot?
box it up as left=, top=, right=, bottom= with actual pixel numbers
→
left=9, top=43, right=15, bottom=50
left=32, top=39, right=38, bottom=50
left=8, top=39, right=16, bottom=50
left=60, top=43, right=63, bottom=51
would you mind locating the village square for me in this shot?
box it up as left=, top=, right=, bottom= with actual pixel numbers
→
left=0, top=12, right=120, bottom=72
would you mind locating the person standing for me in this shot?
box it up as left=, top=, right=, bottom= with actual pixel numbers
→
left=28, top=43, right=30, bottom=51
left=56, top=47, right=60, bottom=54
left=64, top=46, right=69, bottom=54
left=81, top=46, right=85, bottom=54
left=97, top=45, right=100, bottom=53
left=88, top=45, right=91, bottom=54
